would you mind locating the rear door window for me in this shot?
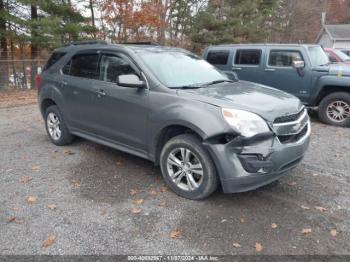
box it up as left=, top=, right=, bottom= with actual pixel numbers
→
left=43, top=52, right=66, bottom=71
left=207, top=50, right=230, bottom=65
left=268, top=50, right=304, bottom=67
left=234, top=50, right=262, bottom=65
left=65, top=54, right=99, bottom=79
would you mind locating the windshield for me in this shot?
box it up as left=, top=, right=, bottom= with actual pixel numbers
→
left=139, top=51, right=228, bottom=88
left=308, top=46, right=330, bottom=66
left=333, top=49, right=350, bottom=61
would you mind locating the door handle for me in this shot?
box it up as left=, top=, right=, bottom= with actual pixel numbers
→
left=265, top=68, right=276, bottom=72
left=61, top=81, right=68, bottom=86
left=96, top=89, right=106, bottom=97
left=232, top=67, right=242, bottom=71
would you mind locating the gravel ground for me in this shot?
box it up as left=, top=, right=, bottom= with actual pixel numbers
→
left=0, top=104, right=349, bottom=255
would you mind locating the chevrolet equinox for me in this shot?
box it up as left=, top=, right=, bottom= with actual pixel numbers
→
left=37, top=41, right=311, bottom=199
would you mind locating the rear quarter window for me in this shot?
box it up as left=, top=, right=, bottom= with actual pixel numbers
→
left=43, top=52, right=66, bottom=71
left=206, top=50, right=230, bottom=65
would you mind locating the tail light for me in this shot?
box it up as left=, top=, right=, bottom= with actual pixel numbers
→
left=35, top=74, right=42, bottom=90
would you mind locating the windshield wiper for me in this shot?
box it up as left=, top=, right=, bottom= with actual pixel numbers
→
left=171, top=85, right=204, bottom=90
left=205, top=79, right=234, bottom=86
left=171, top=79, right=233, bottom=90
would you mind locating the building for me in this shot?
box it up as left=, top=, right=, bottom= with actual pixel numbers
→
left=316, top=13, right=350, bottom=49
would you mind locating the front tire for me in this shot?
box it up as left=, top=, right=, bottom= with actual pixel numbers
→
left=45, top=105, right=74, bottom=146
left=160, top=134, right=219, bottom=200
left=318, top=92, right=350, bottom=127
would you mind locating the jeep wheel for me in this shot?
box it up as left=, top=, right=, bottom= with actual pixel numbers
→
left=160, top=134, right=219, bottom=200
left=318, top=92, right=350, bottom=127
left=45, top=105, right=74, bottom=146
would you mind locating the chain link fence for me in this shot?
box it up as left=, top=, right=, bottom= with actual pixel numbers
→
left=0, top=59, right=47, bottom=89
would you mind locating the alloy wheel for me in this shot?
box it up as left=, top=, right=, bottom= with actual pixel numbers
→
left=166, top=147, right=204, bottom=191
left=47, top=112, right=62, bottom=141
left=326, top=100, right=350, bottom=123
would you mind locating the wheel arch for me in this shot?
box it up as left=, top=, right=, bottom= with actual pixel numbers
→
left=316, top=85, right=350, bottom=105
left=153, top=124, right=205, bottom=166
left=40, top=98, right=57, bottom=117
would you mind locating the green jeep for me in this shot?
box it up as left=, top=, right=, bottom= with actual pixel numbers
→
left=204, top=44, right=350, bottom=127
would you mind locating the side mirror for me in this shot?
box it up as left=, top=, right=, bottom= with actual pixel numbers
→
left=293, top=60, right=305, bottom=69
left=117, top=74, right=145, bottom=88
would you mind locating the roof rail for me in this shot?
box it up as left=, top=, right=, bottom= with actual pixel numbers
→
left=63, top=40, right=109, bottom=47
left=121, top=41, right=160, bottom=46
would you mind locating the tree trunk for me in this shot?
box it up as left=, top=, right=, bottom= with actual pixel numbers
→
left=30, top=4, right=38, bottom=89
left=0, top=0, right=9, bottom=89
left=20, top=42, right=28, bottom=89
left=89, top=0, right=96, bottom=38
left=10, top=38, right=17, bottom=88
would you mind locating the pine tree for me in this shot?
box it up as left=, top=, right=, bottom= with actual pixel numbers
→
left=191, top=0, right=278, bottom=48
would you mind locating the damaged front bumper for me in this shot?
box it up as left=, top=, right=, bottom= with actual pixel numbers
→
left=204, top=122, right=311, bottom=193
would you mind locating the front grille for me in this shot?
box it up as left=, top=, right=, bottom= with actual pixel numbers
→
left=277, top=124, right=308, bottom=144
left=274, top=108, right=305, bottom=124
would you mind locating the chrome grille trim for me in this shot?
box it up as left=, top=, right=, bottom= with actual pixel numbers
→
left=273, top=109, right=307, bottom=127
left=276, top=122, right=311, bottom=146
left=272, top=109, right=311, bottom=144
left=273, top=107, right=306, bottom=124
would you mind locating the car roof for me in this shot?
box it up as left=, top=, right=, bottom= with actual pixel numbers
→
left=53, top=41, right=186, bottom=54
left=207, top=43, right=320, bottom=49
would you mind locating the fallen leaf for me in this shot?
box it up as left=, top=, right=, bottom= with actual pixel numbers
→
left=302, top=228, right=312, bottom=234
left=240, top=217, right=245, bottom=224
left=42, top=235, right=56, bottom=248
left=64, top=150, right=75, bottom=155
left=129, top=189, right=139, bottom=196
left=315, top=206, right=327, bottom=212
left=301, top=205, right=310, bottom=210
left=133, top=199, right=144, bottom=205
left=271, top=223, right=278, bottom=229
left=312, top=173, right=319, bottom=177
left=26, top=196, right=37, bottom=204
left=233, top=242, right=241, bottom=248
left=20, top=176, right=33, bottom=183
left=131, top=208, right=142, bottom=214
left=100, top=208, right=107, bottom=216
left=15, top=219, right=24, bottom=224
left=116, top=160, right=123, bottom=166
left=6, top=216, right=16, bottom=223
left=255, top=242, right=263, bottom=252
left=330, top=229, right=337, bottom=237
left=287, top=181, right=297, bottom=186
left=158, top=202, right=166, bottom=208
left=148, top=189, right=158, bottom=196
left=159, top=187, right=168, bottom=193
left=169, top=228, right=181, bottom=239
left=70, top=179, right=80, bottom=189
left=31, top=165, right=40, bottom=171
left=47, top=204, right=57, bottom=210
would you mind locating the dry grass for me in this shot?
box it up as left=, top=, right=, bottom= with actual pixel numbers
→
left=0, top=89, right=38, bottom=108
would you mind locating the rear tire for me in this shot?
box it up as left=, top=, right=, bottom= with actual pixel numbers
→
left=45, top=105, right=74, bottom=146
left=160, top=134, right=219, bottom=200
left=318, top=92, right=350, bottom=127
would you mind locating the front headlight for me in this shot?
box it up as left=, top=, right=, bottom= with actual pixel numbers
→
left=222, top=108, right=270, bottom=138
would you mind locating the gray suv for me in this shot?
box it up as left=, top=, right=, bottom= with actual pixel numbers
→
left=38, top=41, right=311, bottom=199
